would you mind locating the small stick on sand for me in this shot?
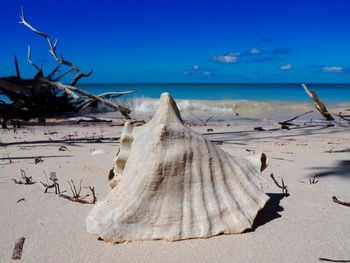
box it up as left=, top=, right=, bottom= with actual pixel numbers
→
left=16, top=198, right=25, bottom=203
left=11, top=237, right=25, bottom=260
left=187, top=112, right=213, bottom=126
left=279, top=110, right=314, bottom=129
left=12, top=170, right=35, bottom=185
left=309, top=175, right=319, bottom=184
left=319, top=257, right=350, bottom=262
left=270, top=173, right=288, bottom=196
left=58, top=179, right=97, bottom=204
left=332, top=196, right=350, bottom=207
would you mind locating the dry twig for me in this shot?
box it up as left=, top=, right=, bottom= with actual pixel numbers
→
left=58, top=179, right=97, bottom=204
left=279, top=110, right=314, bottom=129
left=309, top=175, right=319, bottom=184
left=12, top=170, right=35, bottom=185
left=332, top=196, right=350, bottom=207
left=270, top=173, right=288, bottom=196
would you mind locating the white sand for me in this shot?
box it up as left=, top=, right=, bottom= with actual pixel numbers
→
left=1, top=118, right=350, bottom=262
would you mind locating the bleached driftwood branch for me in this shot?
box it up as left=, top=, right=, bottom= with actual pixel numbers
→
left=40, top=79, right=131, bottom=118
left=302, top=84, right=334, bottom=121
left=20, top=7, right=92, bottom=85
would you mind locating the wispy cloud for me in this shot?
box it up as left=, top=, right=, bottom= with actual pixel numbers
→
left=184, top=65, right=212, bottom=77
left=212, top=53, right=240, bottom=64
left=211, top=47, right=290, bottom=65
left=309, top=65, right=347, bottom=74
left=322, top=66, right=343, bottom=73
left=248, top=48, right=261, bottom=55
left=279, top=63, right=292, bottom=71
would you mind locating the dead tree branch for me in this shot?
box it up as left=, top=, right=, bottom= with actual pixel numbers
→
left=302, top=84, right=334, bottom=121
left=14, top=56, right=21, bottom=78
left=19, top=8, right=92, bottom=85
left=27, top=46, right=42, bottom=73
left=332, top=196, right=350, bottom=207
left=41, top=79, right=131, bottom=118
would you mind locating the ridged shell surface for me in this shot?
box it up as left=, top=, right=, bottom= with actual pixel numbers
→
left=86, top=92, right=269, bottom=242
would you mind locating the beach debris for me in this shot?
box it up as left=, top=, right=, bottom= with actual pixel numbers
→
left=34, top=157, right=44, bottom=164
left=90, top=149, right=107, bottom=156
left=318, top=258, right=350, bottom=262
left=332, top=196, right=350, bottom=207
left=270, top=173, right=288, bottom=196
left=44, top=131, right=58, bottom=135
left=279, top=110, right=314, bottom=129
left=12, top=169, right=35, bottom=185
left=254, top=126, right=265, bottom=131
left=40, top=172, right=60, bottom=194
left=309, top=174, right=319, bottom=184
left=86, top=92, right=270, bottom=242
left=59, top=145, right=68, bottom=151
left=187, top=113, right=214, bottom=126
left=302, top=84, right=334, bottom=121
left=16, top=198, right=25, bottom=203
left=75, top=117, right=113, bottom=124
left=11, top=237, right=25, bottom=260
left=59, top=179, right=97, bottom=204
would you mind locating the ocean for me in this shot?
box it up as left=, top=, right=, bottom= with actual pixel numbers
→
left=78, top=83, right=350, bottom=119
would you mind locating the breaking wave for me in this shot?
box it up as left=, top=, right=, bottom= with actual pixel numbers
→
left=111, top=97, right=322, bottom=119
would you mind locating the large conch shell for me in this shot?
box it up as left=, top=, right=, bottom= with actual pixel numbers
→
left=86, top=92, right=269, bottom=242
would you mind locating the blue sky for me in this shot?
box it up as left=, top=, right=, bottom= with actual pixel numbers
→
left=1, top=0, right=350, bottom=83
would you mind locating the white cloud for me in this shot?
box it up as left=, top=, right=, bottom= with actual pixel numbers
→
left=202, top=70, right=211, bottom=76
left=249, top=48, right=261, bottom=55
left=184, top=65, right=212, bottom=77
left=322, top=66, right=343, bottom=73
left=279, top=63, right=292, bottom=71
left=212, top=52, right=240, bottom=64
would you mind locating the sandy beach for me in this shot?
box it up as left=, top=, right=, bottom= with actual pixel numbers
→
left=1, top=114, right=349, bottom=263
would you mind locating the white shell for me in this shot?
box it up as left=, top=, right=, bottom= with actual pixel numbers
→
left=86, top=92, right=269, bottom=242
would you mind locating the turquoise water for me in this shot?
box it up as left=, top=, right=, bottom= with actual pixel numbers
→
left=78, top=83, right=350, bottom=103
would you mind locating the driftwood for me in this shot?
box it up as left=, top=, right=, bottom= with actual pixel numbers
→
left=11, top=237, right=25, bottom=260
left=270, top=173, right=288, bottom=196
left=302, top=84, right=334, bottom=121
left=0, top=9, right=134, bottom=125
left=332, top=196, right=350, bottom=207
left=279, top=110, right=314, bottom=129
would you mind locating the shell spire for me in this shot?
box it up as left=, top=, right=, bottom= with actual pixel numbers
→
left=86, top=92, right=269, bottom=242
